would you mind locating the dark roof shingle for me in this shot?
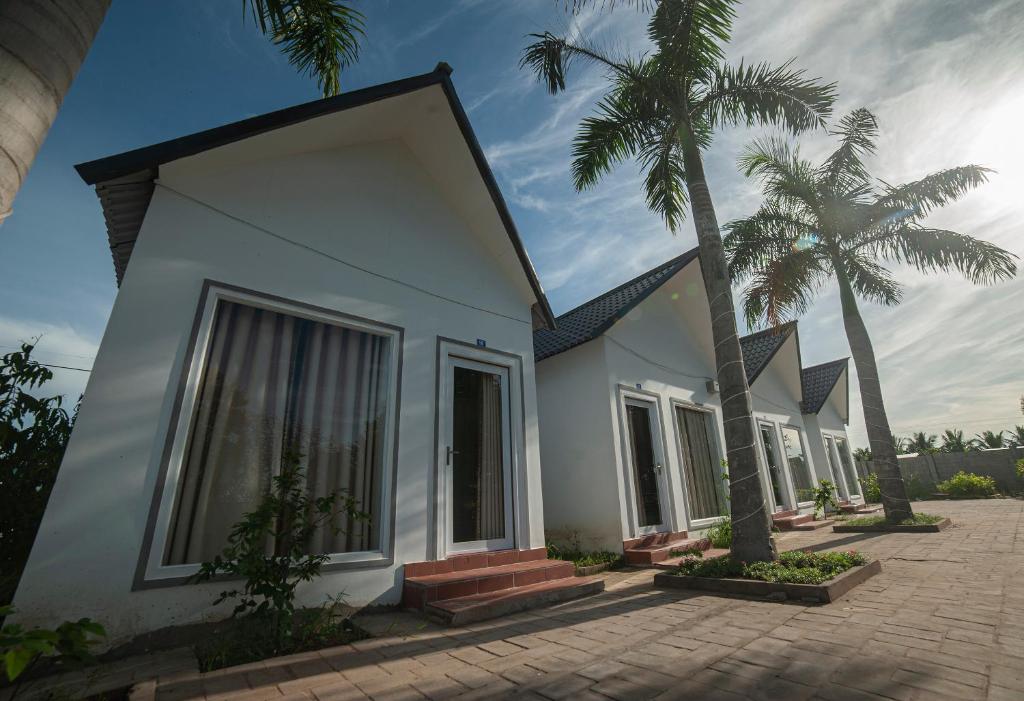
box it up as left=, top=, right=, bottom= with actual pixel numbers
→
left=738, top=322, right=797, bottom=384
left=533, top=248, right=700, bottom=361
left=800, top=358, right=848, bottom=414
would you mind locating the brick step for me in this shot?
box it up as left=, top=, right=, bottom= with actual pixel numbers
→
left=426, top=576, right=605, bottom=626
left=654, top=547, right=731, bottom=571
left=771, top=509, right=799, bottom=520
left=624, top=537, right=711, bottom=566
left=773, top=513, right=816, bottom=530
left=790, top=518, right=834, bottom=531
left=403, top=559, right=574, bottom=610
left=840, top=503, right=883, bottom=514
left=622, top=530, right=690, bottom=550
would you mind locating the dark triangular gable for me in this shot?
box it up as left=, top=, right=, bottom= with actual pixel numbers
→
left=801, top=358, right=849, bottom=419
left=738, top=321, right=800, bottom=385
left=75, top=64, right=556, bottom=328
left=533, top=247, right=700, bottom=361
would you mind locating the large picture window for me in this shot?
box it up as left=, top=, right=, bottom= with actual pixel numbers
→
left=780, top=426, right=814, bottom=502
left=160, top=295, right=396, bottom=568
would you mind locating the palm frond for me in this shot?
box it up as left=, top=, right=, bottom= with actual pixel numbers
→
left=855, top=225, right=1018, bottom=284
left=740, top=247, right=826, bottom=327
left=874, top=165, right=992, bottom=217
left=648, top=0, right=737, bottom=79
left=820, top=108, right=877, bottom=191
left=571, top=80, right=658, bottom=190
left=249, top=0, right=364, bottom=97
left=639, top=131, right=689, bottom=233
left=838, top=253, right=902, bottom=306
left=520, top=32, right=636, bottom=94
left=696, top=60, right=835, bottom=133
left=738, top=137, right=821, bottom=212
left=724, top=203, right=818, bottom=281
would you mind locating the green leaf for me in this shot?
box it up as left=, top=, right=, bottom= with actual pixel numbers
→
left=5, top=647, right=36, bottom=681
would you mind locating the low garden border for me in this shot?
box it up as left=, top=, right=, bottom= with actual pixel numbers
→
left=653, top=559, right=881, bottom=603
left=832, top=517, right=952, bottom=533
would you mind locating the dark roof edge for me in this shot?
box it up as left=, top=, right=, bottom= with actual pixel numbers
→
left=743, top=321, right=798, bottom=386
left=74, top=62, right=555, bottom=328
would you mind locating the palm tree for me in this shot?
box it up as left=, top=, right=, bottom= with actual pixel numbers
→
left=1010, top=426, right=1024, bottom=448
left=974, top=430, right=1006, bottom=449
left=892, top=435, right=909, bottom=455
left=0, top=0, right=364, bottom=225
left=941, top=429, right=970, bottom=452
left=521, top=0, right=835, bottom=562
left=907, top=432, right=937, bottom=454
left=853, top=447, right=872, bottom=462
left=724, top=109, right=1017, bottom=523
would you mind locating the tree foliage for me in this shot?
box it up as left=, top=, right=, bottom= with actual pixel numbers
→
left=246, top=0, right=365, bottom=97
left=0, top=344, right=77, bottom=606
left=724, top=108, right=1017, bottom=327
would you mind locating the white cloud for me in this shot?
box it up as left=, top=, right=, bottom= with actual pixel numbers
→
left=0, top=317, right=98, bottom=404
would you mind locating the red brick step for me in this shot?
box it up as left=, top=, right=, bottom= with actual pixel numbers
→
left=426, top=576, right=604, bottom=626
left=624, top=535, right=711, bottom=565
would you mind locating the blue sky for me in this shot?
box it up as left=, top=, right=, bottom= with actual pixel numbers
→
left=3, top=0, right=1023, bottom=448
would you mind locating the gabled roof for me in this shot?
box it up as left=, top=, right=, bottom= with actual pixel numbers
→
left=75, top=63, right=556, bottom=329
left=801, top=358, right=849, bottom=415
left=739, top=321, right=798, bottom=385
left=533, top=247, right=700, bottom=361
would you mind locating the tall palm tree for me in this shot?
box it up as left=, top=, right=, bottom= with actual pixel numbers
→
left=724, top=108, right=1017, bottom=523
left=941, top=429, right=970, bottom=453
left=974, top=430, right=1006, bottom=449
left=0, top=0, right=364, bottom=225
left=521, top=0, right=835, bottom=562
left=907, top=432, right=937, bottom=454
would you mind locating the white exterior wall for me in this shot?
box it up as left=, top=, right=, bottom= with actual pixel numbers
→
left=536, top=264, right=732, bottom=552
left=805, top=387, right=860, bottom=501
left=535, top=340, right=621, bottom=551
left=13, top=138, right=546, bottom=643
left=749, top=339, right=819, bottom=514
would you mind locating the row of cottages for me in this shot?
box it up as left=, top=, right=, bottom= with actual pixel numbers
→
left=14, top=66, right=859, bottom=643
left=533, top=253, right=862, bottom=565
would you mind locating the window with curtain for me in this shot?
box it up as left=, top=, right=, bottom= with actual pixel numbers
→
left=676, top=407, right=726, bottom=520
left=780, top=426, right=813, bottom=502
left=163, top=298, right=392, bottom=566
left=834, top=437, right=860, bottom=496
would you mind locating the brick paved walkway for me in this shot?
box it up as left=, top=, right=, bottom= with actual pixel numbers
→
left=141, top=499, right=1024, bottom=700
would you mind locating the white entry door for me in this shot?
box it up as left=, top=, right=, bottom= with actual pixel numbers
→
left=441, top=356, right=515, bottom=554
left=624, top=398, right=670, bottom=535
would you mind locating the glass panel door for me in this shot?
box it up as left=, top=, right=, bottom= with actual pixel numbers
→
left=834, top=437, right=860, bottom=498
left=823, top=435, right=847, bottom=500
left=759, top=422, right=789, bottom=510
left=444, top=357, right=514, bottom=553
left=625, top=400, right=668, bottom=533
left=676, top=407, right=727, bottom=521
left=780, top=426, right=814, bottom=503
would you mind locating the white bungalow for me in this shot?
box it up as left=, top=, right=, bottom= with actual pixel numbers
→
left=800, top=358, right=863, bottom=504
left=534, top=249, right=734, bottom=565
left=13, top=64, right=601, bottom=641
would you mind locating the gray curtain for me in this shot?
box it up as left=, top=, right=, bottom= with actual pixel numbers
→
left=165, top=300, right=389, bottom=566
left=781, top=426, right=813, bottom=500
left=677, top=408, right=726, bottom=520
left=476, top=372, right=505, bottom=540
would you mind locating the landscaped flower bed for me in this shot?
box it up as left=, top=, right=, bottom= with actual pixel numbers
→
left=653, top=550, right=880, bottom=603
left=833, top=512, right=951, bottom=533
left=547, top=547, right=625, bottom=575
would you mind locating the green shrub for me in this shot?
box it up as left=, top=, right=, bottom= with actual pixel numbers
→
left=676, top=550, right=866, bottom=585
left=704, top=518, right=731, bottom=548
left=192, top=451, right=367, bottom=662
left=811, top=480, right=839, bottom=518
left=936, top=471, right=997, bottom=498
left=845, top=513, right=944, bottom=527
left=859, top=473, right=881, bottom=502
left=0, top=606, right=105, bottom=684
left=1016, top=458, right=1024, bottom=480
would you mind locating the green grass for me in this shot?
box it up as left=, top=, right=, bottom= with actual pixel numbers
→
left=675, top=550, right=867, bottom=585
left=844, top=513, right=944, bottom=527
left=548, top=549, right=625, bottom=570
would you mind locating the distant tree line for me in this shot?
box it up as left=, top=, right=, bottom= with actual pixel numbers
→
left=854, top=426, right=1024, bottom=460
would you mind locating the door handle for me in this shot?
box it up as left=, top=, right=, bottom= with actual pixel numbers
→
left=446, top=446, right=460, bottom=465
left=654, top=463, right=662, bottom=474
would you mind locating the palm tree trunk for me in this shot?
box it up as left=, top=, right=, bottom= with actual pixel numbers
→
left=0, top=0, right=111, bottom=224
left=834, top=265, right=914, bottom=522
left=680, top=130, right=775, bottom=563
